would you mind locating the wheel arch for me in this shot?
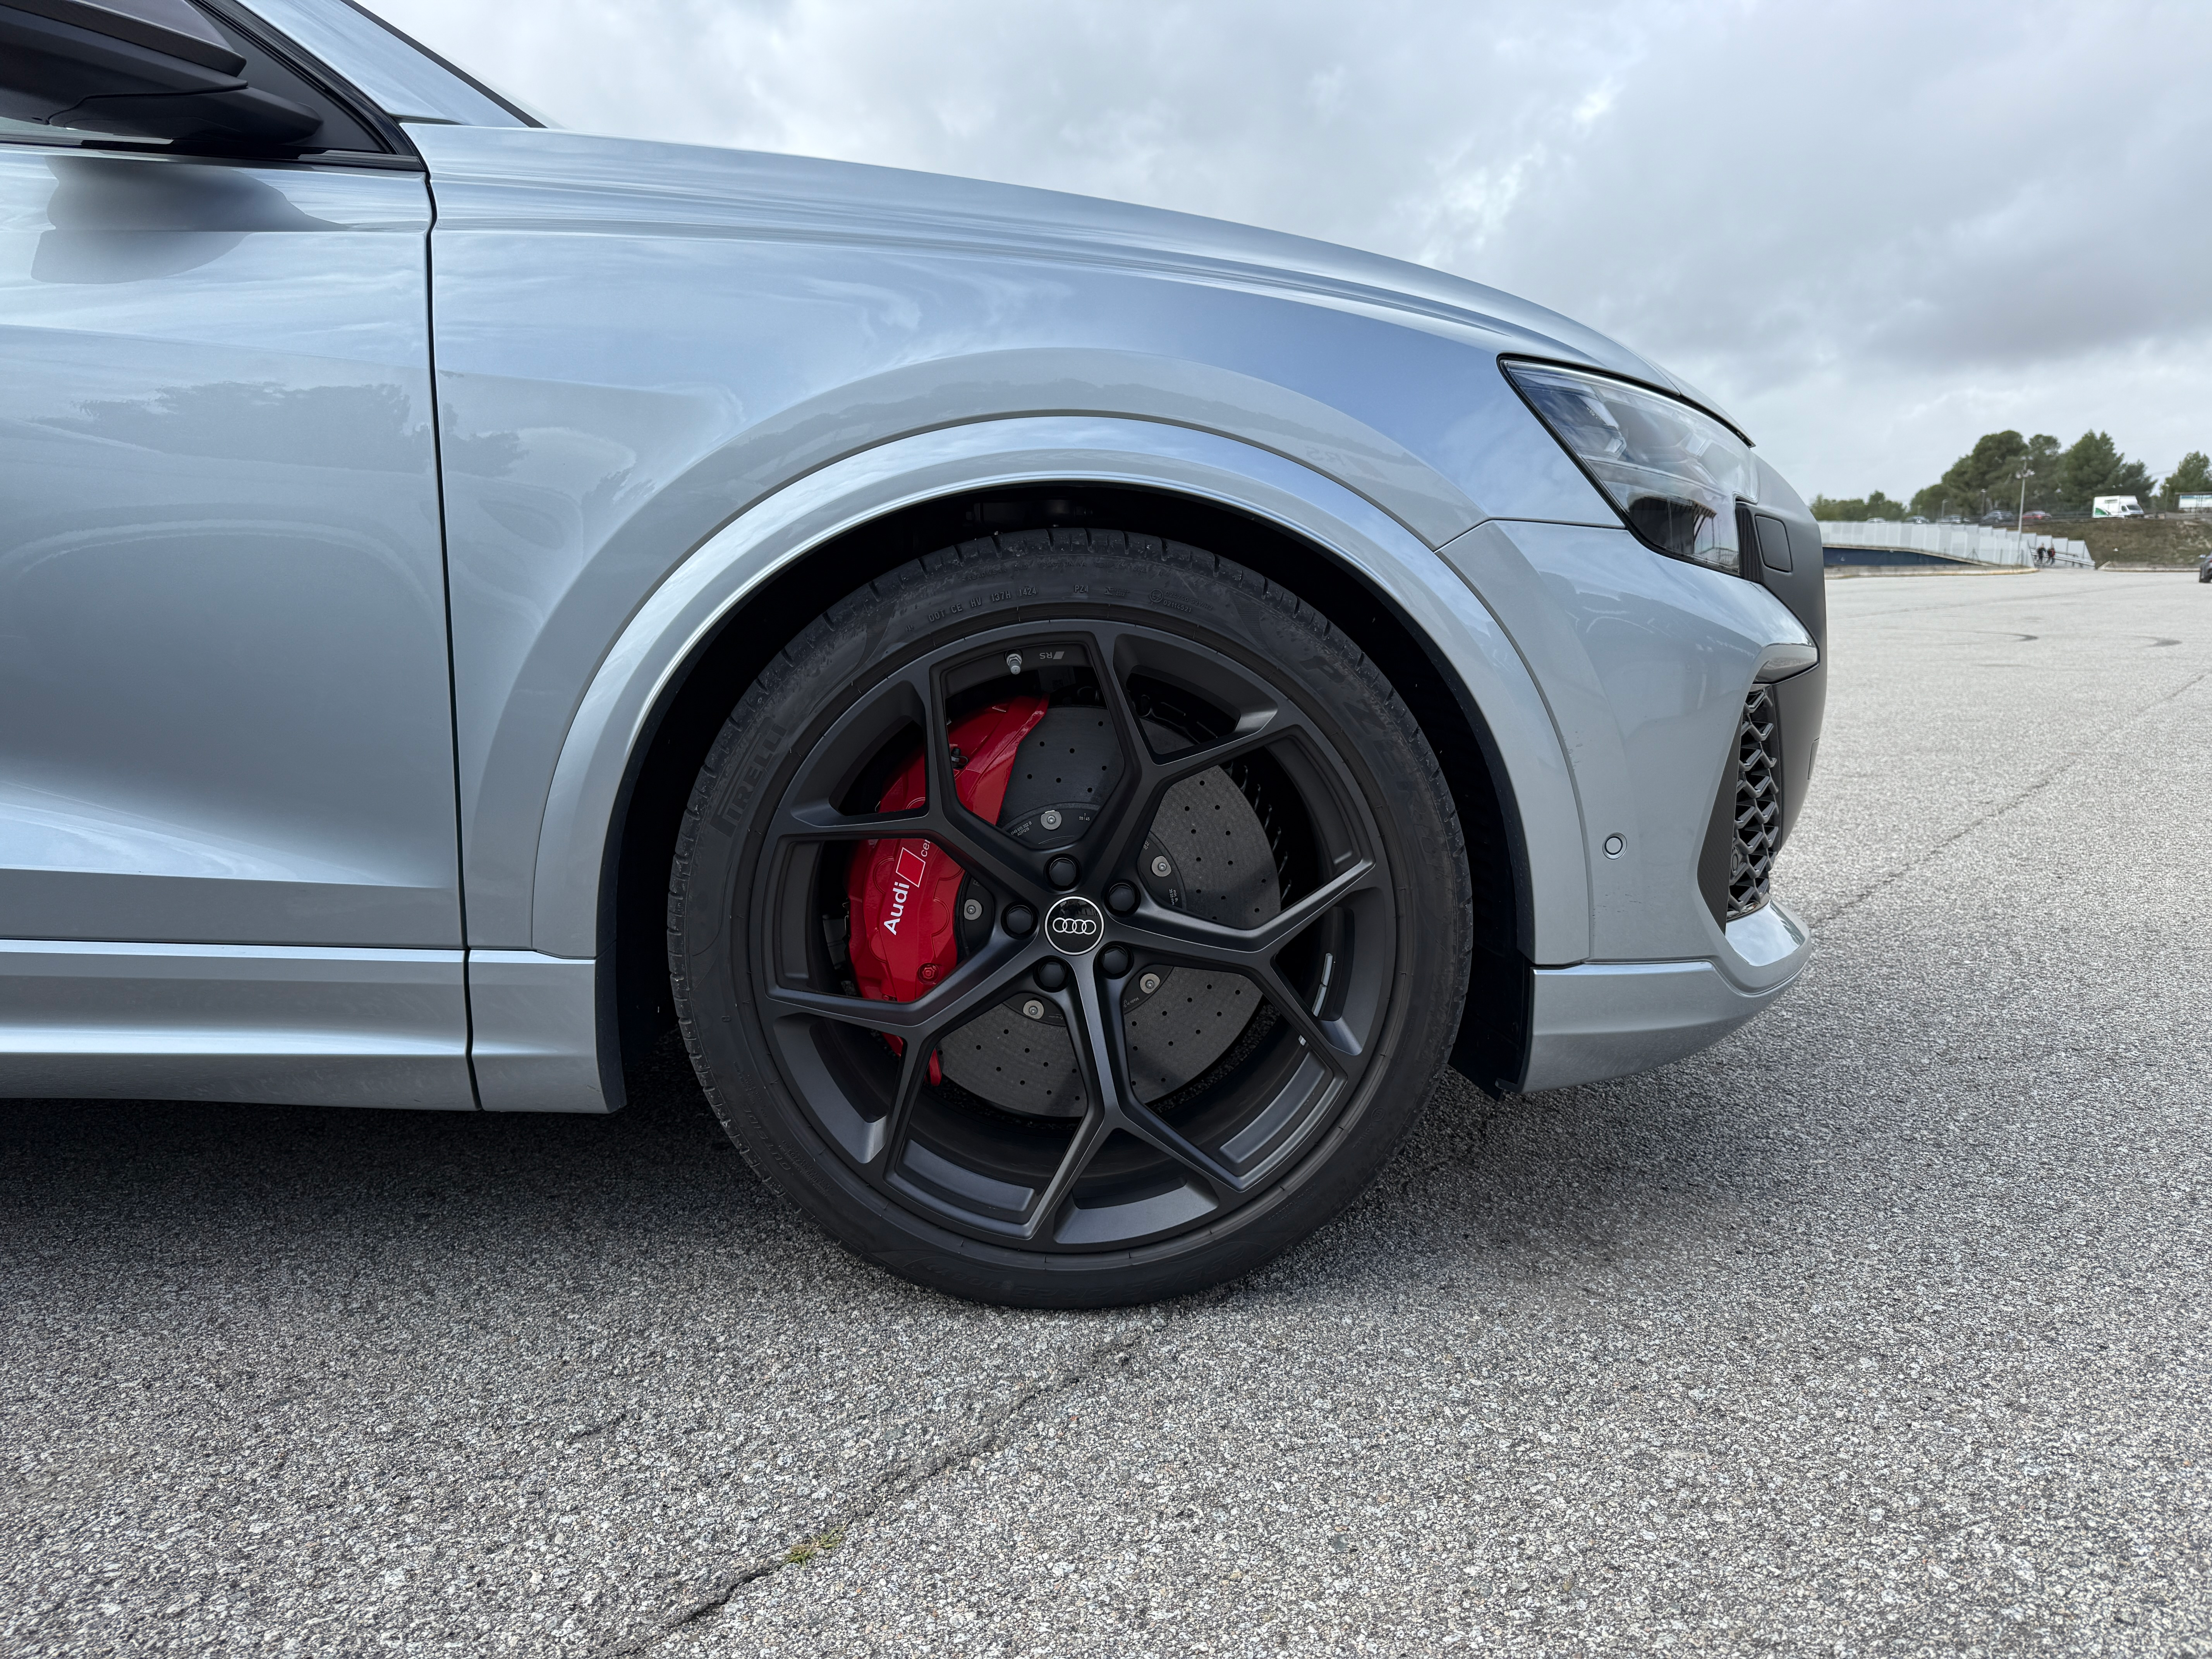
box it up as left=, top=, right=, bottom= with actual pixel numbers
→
left=529, top=422, right=1579, bottom=1102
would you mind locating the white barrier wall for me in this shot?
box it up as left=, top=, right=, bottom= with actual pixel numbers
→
left=1817, top=521, right=2093, bottom=568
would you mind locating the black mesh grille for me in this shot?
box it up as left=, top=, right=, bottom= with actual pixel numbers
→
left=1727, top=685, right=1781, bottom=919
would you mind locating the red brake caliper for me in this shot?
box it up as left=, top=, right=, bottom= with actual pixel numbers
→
left=848, top=697, right=1049, bottom=1082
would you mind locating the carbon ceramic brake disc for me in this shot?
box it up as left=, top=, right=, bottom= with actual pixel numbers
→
left=1120, top=766, right=1279, bottom=1101
left=940, top=706, right=1279, bottom=1113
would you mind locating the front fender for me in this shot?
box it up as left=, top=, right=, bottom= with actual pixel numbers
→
left=419, top=119, right=1621, bottom=950
left=524, top=417, right=1591, bottom=970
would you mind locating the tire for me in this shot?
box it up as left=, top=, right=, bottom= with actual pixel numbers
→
left=668, top=529, right=1471, bottom=1306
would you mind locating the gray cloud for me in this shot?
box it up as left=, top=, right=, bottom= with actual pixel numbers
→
left=372, top=0, right=2211, bottom=496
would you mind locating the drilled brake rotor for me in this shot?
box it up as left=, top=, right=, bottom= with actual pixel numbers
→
left=936, top=707, right=1279, bottom=1113
left=1120, top=766, right=1279, bottom=1101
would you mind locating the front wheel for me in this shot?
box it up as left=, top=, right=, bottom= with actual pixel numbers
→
left=668, top=530, right=1470, bottom=1306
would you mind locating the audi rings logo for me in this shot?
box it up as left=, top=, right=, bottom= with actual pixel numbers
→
left=1044, top=896, right=1106, bottom=956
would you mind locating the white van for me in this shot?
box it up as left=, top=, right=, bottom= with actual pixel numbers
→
left=2093, top=495, right=2145, bottom=517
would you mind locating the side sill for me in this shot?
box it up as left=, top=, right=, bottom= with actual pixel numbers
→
left=0, top=939, right=473, bottom=1108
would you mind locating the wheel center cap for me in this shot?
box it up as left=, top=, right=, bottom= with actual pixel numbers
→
left=1044, top=895, right=1105, bottom=956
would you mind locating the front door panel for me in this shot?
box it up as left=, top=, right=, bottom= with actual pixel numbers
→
left=0, top=147, right=461, bottom=948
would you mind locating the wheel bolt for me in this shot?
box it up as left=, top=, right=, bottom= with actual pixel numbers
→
left=1099, top=945, right=1131, bottom=977
left=1047, top=855, right=1080, bottom=889
left=1034, top=959, right=1069, bottom=991
left=1137, top=971, right=1162, bottom=996
left=1151, top=855, right=1173, bottom=878
left=1105, top=881, right=1137, bottom=914
left=1022, top=999, right=1046, bottom=1021
left=961, top=896, right=984, bottom=922
left=1003, top=904, right=1036, bottom=938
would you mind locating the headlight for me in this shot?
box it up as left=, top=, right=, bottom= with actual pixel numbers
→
left=1504, top=360, right=1758, bottom=577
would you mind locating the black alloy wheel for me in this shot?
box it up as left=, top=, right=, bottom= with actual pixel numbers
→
left=669, top=530, right=1472, bottom=1306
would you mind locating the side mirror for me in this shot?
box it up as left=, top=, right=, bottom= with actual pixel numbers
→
left=0, top=0, right=323, bottom=143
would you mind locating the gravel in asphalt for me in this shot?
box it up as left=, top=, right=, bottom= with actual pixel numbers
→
left=3, top=569, right=2207, bottom=1657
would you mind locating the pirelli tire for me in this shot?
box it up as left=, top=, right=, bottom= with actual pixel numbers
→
left=667, top=529, right=1472, bottom=1307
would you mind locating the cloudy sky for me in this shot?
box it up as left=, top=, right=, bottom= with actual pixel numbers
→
left=372, top=0, right=2209, bottom=501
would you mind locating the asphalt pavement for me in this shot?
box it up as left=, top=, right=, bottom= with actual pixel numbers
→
left=3, top=568, right=2208, bottom=1657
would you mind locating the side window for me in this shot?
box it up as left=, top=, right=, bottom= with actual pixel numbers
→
left=0, top=0, right=390, bottom=157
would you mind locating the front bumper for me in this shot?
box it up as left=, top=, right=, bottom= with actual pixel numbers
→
left=1519, top=900, right=1808, bottom=1091
left=1435, top=487, right=1827, bottom=1094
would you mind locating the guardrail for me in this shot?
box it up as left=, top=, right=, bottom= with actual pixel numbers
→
left=1817, top=521, right=2092, bottom=568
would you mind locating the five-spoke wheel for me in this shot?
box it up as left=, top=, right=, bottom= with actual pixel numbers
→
left=670, top=530, right=1471, bottom=1305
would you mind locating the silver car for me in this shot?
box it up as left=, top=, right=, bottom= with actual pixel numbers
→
left=0, top=0, right=1824, bottom=1306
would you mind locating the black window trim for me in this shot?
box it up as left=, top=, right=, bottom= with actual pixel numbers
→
left=0, top=0, right=428, bottom=171
left=195, top=0, right=421, bottom=166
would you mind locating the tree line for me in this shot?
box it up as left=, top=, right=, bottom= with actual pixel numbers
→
left=1811, top=431, right=2211, bottom=522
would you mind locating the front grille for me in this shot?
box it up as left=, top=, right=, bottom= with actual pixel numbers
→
left=1727, top=685, right=1781, bottom=918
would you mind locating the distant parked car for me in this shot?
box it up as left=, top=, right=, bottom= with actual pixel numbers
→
left=2199, top=550, right=2211, bottom=584
left=1938, top=515, right=1966, bottom=524
left=1980, top=510, right=2011, bottom=524
left=2021, top=510, right=2051, bottom=522
left=1904, top=515, right=1929, bottom=524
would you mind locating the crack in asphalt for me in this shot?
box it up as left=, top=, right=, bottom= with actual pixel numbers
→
left=598, top=1322, right=1154, bottom=1656
left=1800, top=663, right=2208, bottom=934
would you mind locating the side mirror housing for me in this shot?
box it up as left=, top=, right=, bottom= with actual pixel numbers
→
left=0, top=0, right=324, bottom=143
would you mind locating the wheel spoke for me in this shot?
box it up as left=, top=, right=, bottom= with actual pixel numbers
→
left=906, top=800, right=1049, bottom=906
left=915, top=657, right=964, bottom=840
left=871, top=1036, right=934, bottom=1173
left=1248, top=956, right=1362, bottom=1064
left=903, top=655, right=1057, bottom=902
left=1149, top=710, right=1296, bottom=787
left=770, top=801, right=930, bottom=842
left=1082, top=620, right=1290, bottom=763
left=772, top=803, right=1044, bottom=908
left=1056, top=969, right=1125, bottom=1139
left=1065, top=962, right=1245, bottom=1197
left=1018, top=1102, right=1112, bottom=1240
left=760, top=651, right=1050, bottom=902
left=1067, top=624, right=1297, bottom=875
left=1114, top=857, right=1385, bottom=967
left=763, top=942, right=1034, bottom=1039
left=1117, top=1094, right=1246, bottom=1192
left=1055, top=627, right=1158, bottom=866
left=1097, top=714, right=1304, bottom=881
left=776, top=664, right=929, bottom=814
